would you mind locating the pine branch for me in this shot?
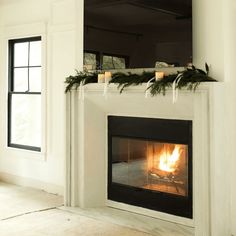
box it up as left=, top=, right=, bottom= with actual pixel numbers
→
left=111, top=71, right=154, bottom=93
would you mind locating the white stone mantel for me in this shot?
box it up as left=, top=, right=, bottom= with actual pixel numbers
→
left=65, top=82, right=230, bottom=236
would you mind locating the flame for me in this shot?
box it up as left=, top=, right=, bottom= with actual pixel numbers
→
left=158, top=145, right=181, bottom=172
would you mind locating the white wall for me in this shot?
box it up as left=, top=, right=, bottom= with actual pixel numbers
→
left=193, top=0, right=227, bottom=82
left=195, top=0, right=236, bottom=235
left=223, top=1, right=236, bottom=235
left=194, top=0, right=236, bottom=234
left=0, top=0, right=78, bottom=195
left=0, top=0, right=236, bottom=234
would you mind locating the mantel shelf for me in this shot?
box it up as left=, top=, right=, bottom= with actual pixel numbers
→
left=69, top=81, right=221, bottom=95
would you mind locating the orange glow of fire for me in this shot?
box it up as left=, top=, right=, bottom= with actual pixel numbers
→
left=158, top=145, right=181, bottom=172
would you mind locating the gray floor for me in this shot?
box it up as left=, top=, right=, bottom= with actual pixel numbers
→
left=0, top=182, right=151, bottom=236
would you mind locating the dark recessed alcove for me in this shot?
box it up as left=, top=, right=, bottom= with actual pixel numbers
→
left=84, top=0, right=192, bottom=69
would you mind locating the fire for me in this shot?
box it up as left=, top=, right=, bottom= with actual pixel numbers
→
left=158, top=145, right=181, bottom=172
left=146, top=142, right=187, bottom=196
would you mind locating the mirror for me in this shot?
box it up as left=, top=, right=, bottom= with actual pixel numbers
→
left=84, top=0, right=192, bottom=70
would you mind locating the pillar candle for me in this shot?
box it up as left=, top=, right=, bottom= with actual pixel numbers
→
left=155, top=71, right=164, bottom=81
left=104, top=71, right=112, bottom=83
left=97, top=74, right=105, bottom=83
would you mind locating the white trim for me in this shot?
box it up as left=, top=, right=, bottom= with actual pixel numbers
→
left=5, top=147, right=45, bottom=160
left=0, top=172, right=63, bottom=195
left=107, top=200, right=194, bottom=227
left=40, top=32, right=48, bottom=158
left=3, top=22, right=47, bottom=159
left=3, top=22, right=47, bottom=39
left=65, top=92, right=72, bottom=206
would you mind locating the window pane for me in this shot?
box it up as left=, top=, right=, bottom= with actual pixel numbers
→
left=29, top=41, right=41, bottom=66
left=11, top=94, right=41, bottom=147
left=14, top=42, right=28, bottom=67
left=103, top=55, right=126, bottom=69
left=29, top=67, right=41, bottom=92
left=14, top=68, right=28, bottom=92
left=84, top=52, right=97, bottom=70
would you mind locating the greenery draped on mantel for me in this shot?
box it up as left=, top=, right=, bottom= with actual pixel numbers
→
left=65, top=64, right=216, bottom=96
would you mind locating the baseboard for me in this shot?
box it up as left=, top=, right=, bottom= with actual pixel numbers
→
left=0, top=172, right=64, bottom=196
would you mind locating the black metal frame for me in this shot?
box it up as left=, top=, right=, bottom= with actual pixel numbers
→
left=108, top=116, right=193, bottom=219
left=8, top=36, right=42, bottom=152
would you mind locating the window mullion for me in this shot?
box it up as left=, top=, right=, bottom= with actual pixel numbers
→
left=14, top=65, right=41, bottom=69
left=10, top=92, right=41, bottom=95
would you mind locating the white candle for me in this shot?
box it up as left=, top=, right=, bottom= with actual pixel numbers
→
left=104, top=71, right=112, bottom=83
left=97, top=74, right=105, bottom=83
left=155, top=71, right=164, bottom=81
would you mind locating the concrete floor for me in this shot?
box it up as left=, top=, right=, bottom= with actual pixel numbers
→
left=0, top=182, right=151, bottom=236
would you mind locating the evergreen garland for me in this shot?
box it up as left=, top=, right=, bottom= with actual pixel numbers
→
left=110, top=71, right=154, bottom=93
left=65, top=64, right=216, bottom=95
left=65, top=70, right=97, bottom=93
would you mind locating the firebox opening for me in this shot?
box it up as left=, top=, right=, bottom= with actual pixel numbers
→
left=112, top=137, right=188, bottom=197
left=108, top=116, right=192, bottom=218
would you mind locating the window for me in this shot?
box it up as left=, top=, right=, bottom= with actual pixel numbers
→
left=102, top=54, right=127, bottom=70
left=8, top=37, right=42, bottom=151
left=83, top=51, right=128, bottom=70
left=84, top=51, right=99, bottom=70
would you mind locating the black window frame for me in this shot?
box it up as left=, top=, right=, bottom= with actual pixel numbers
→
left=84, top=50, right=129, bottom=70
left=84, top=50, right=100, bottom=69
left=8, top=36, right=42, bottom=152
left=102, top=52, right=129, bottom=69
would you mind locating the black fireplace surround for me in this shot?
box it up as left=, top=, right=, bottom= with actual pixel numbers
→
left=108, top=116, right=193, bottom=218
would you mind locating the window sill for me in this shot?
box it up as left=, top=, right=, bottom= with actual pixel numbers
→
left=4, top=146, right=46, bottom=161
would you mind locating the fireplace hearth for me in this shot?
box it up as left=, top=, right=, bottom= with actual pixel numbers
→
left=108, top=116, right=192, bottom=218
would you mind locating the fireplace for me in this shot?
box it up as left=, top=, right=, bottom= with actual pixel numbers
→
left=67, top=83, right=229, bottom=234
left=108, top=116, right=192, bottom=218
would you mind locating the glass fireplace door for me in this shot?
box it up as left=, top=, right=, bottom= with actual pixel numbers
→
left=112, top=137, right=188, bottom=197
